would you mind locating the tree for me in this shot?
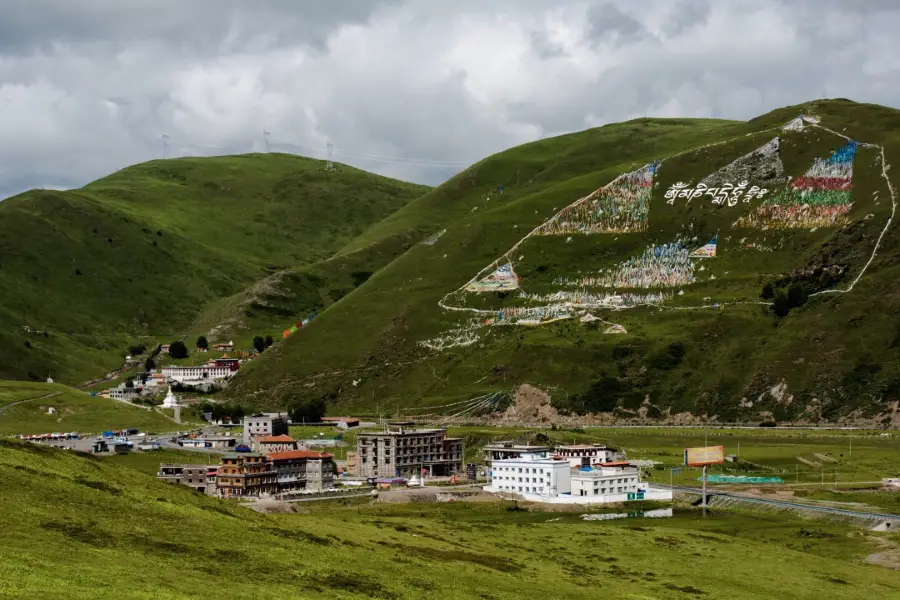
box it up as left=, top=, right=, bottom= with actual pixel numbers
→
left=264, top=335, right=274, bottom=348
left=128, top=344, right=147, bottom=356
left=168, top=340, right=189, bottom=359
left=125, top=378, right=134, bottom=389
left=787, top=284, right=808, bottom=308
left=144, top=357, right=156, bottom=371
left=760, top=282, right=775, bottom=299
left=253, top=336, right=266, bottom=353
left=772, top=292, right=791, bottom=318
left=196, top=336, right=208, bottom=350
left=289, top=397, right=326, bottom=423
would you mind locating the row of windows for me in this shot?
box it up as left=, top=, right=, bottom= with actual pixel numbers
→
left=497, top=485, right=546, bottom=493
left=581, top=486, right=635, bottom=494
left=494, top=475, right=547, bottom=484
left=494, top=466, right=551, bottom=475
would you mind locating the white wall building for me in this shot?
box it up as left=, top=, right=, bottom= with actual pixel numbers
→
left=108, top=385, right=139, bottom=401
left=487, top=454, right=571, bottom=497
left=571, top=463, right=640, bottom=498
left=554, top=444, right=618, bottom=468
left=162, top=365, right=235, bottom=384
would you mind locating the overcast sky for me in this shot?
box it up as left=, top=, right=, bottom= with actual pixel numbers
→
left=1, top=0, right=899, bottom=199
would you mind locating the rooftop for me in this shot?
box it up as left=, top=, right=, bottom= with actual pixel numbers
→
left=258, top=435, right=295, bottom=443
left=268, top=450, right=334, bottom=461
left=221, top=452, right=263, bottom=459
left=555, top=444, right=611, bottom=450
left=484, top=443, right=552, bottom=450
left=322, top=416, right=359, bottom=422
left=358, top=428, right=447, bottom=436
left=492, top=455, right=569, bottom=464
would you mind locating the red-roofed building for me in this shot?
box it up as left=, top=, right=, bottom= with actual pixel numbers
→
left=268, top=450, right=335, bottom=492
left=254, top=434, right=298, bottom=455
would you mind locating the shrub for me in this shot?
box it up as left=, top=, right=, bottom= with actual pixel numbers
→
left=168, top=340, right=188, bottom=359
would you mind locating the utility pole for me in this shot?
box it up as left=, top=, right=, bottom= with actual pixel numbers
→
left=263, top=128, right=271, bottom=153
left=325, top=140, right=335, bottom=171
left=701, top=465, right=708, bottom=518
left=162, top=134, right=169, bottom=159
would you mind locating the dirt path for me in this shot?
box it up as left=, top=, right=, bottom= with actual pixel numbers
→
left=867, top=537, right=900, bottom=570
left=0, top=391, right=62, bottom=415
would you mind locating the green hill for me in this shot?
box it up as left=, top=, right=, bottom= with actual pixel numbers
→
left=0, top=380, right=180, bottom=435
left=0, top=153, right=428, bottom=383
left=2, top=438, right=899, bottom=599
left=230, top=99, right=900, bottom=424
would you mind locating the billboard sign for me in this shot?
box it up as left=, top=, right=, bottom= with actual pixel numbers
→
left=684, top=445, right=725, bottom=467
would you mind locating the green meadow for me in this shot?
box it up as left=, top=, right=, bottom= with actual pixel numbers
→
left=0, top=380, right=179, bottom=436
left=2, top=438, right=900, bottom=599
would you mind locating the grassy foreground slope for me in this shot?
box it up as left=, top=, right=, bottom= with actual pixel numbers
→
left=0, top=154, right=427, bottom=383
left=2, top=439, right=900, bottom=599
left=231, top=100, right=900, bottom=423
left=0, top=380, right=177, bottom=435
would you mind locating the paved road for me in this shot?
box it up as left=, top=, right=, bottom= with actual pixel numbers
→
left=655, top=483, right=900, bottom=522
left=0, top=391, right=61, bottom=416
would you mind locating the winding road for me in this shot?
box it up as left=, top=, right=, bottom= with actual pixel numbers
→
left=0, top=391, right=61, bottom=416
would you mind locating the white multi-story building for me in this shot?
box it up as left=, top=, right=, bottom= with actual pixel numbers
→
left=487, top=454, right=571, bottom=497
left=161, top=364, right=235, bottom=384
left=570, top=462, right=640, bottom=498
left=554, top=444, right=618, bottom=468
left=243, top=413, right=289, bottom=444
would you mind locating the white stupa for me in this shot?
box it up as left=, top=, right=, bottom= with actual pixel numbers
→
left=163, top=386, right=179, bottom=408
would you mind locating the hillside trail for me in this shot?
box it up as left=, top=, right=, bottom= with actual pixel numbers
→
left=0, top=391, right=62, bottom=415
left=75, top=367, right=129, bottom=389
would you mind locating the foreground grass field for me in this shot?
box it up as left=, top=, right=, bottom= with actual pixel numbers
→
left=0, top=381, right=178, bottom=436
left=1, top=438, right=899, bottom=599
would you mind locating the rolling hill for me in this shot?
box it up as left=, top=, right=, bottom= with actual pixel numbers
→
left=229, top=99, right=900, bottom=424
left=0, top=380, right=178, bottom=436
left=0, top=153, right=428, bottom=383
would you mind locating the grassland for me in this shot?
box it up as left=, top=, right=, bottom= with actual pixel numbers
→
left=231, top=99, right=900, bottom=424
left=2, top=437, right=900, bottom=599
left=0, top=153, right=427, bottom=384
left=0, top=380, right=179, bottom=436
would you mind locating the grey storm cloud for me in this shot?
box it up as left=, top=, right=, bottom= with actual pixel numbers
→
left=1, top=0, right=899, bottom=200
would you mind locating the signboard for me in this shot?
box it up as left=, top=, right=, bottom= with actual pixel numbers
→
left=684, top=445, right=725, bottom=467
left=466, top=463, right=477, bottom=482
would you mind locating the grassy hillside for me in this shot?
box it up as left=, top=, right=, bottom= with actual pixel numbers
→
left=2, top=438, right=900, bottom=599
left=231, top=100, right=900, bottom=423
left=189, top=229, right=422, bottom=343
left=0, top=153, right=428, bottom=383
left=0, top=380, right=179, bottom=435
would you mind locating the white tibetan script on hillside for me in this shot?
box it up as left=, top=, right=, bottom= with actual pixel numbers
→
left=664, top=181, right=770, bottom=207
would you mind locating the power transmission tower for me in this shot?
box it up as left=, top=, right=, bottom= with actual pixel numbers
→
left=162, top=134, right=169, bottom=159
left=325, top=140, right=335, bottom=171
left=263, top=128, right=271, bottom=153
